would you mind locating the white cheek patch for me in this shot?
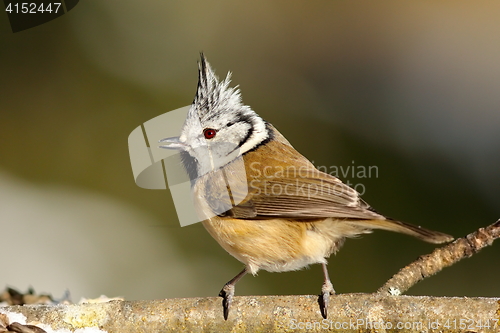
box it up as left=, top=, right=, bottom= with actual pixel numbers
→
left=238, top=116, right=268, bottom=155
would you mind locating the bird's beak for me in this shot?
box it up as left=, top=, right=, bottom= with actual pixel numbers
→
left=159, top=136, right=186, bottom=150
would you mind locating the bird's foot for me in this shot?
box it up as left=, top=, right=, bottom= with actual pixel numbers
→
left=219, top=283, right=235, bottom=320
left=319, top=280, right=335, bottom=319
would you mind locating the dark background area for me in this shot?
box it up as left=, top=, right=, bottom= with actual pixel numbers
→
left=1, top=1, right=499, bottom=302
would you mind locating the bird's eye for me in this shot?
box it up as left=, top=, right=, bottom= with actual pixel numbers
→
left=203, top=128, right=217, bottom=139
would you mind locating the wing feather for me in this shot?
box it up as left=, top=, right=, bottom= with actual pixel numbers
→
left=222, top=125, right=383, bottom=220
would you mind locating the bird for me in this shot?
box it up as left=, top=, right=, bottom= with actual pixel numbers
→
left=159, top=54, right=453, bottom=320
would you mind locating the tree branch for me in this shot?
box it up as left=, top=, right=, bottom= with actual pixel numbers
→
left=378, top=219, right=500, bottom=296
left=1, top=294, right=499, bottom=332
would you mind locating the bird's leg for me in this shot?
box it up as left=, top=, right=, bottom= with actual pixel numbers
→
left=319, top=263, right=335, bottom=319
left=219, top=268, right=247, bottom=320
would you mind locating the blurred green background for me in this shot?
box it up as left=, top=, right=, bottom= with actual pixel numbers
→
left=1, top=1, right=499, bottom=302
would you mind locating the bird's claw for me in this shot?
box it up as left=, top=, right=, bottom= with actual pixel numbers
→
left=219, top=283, right=235, bottom=320
left=319, top=280, right=335, bottom=319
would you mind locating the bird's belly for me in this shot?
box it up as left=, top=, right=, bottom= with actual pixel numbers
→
left=202, top=217, right=342, bottom=275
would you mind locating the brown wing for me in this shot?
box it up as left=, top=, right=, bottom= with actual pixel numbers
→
left=225, top=125, right=384, bottom=221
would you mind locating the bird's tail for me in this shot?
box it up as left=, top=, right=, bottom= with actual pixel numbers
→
left=347, top=219, right=453, bottom=244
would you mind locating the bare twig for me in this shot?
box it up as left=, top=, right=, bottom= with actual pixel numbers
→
left=378, top=219, right=500, bottom=296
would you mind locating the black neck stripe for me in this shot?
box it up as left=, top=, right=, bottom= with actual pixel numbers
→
left=180, top=150, right=199, bottom=181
